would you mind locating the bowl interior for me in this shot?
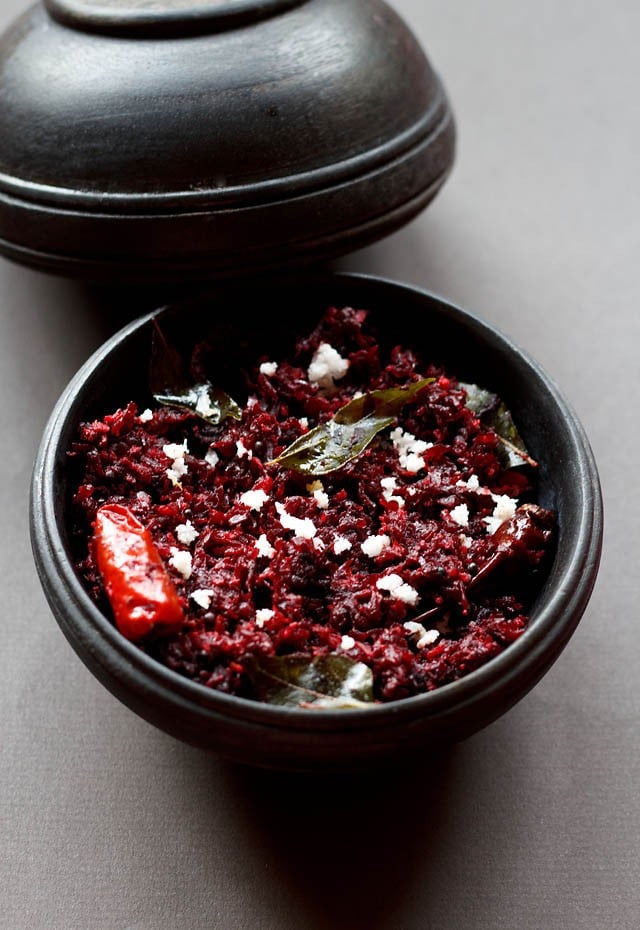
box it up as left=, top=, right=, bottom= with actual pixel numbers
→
left=55, top=273, right=570, bottom=561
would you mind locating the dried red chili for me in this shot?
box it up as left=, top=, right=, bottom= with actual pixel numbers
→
left=94, top=503, right=184, bottom=642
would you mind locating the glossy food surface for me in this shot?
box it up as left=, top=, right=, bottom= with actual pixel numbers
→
left=68, top=306, right=556, bottom=704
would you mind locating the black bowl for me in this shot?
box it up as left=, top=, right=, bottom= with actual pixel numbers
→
left=30, top=274, right=603, bottom=771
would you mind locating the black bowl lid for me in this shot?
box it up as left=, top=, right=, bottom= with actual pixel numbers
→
left=44, top=0, right=309, bottom=36
left=0, top=0, right=455, bottom=280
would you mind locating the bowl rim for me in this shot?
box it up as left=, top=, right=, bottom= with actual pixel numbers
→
left=30, top=271, right=603, bottom=733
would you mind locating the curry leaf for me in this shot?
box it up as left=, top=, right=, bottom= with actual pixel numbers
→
left=245, top=654, right=375, bottom=709
left=154, top=382, right=242, bottom=426
left=150, top=320, right=242, bottom=425
left=460, top=382, right=536, bottom=468
left=270, top=378, right=434, bottom=475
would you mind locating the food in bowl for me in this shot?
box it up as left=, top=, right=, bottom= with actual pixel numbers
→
left=68, top=306, right=555, bottom=708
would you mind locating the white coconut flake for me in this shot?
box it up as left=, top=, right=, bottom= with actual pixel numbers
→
left=457, top=473, right=481, bottom=491
left=163, top=441, right=187, bottom=460
left=255, top=534, right=276, bottom=558
left=313, top=537, right=326, bottom=551
left=390, top=427, right=432, bottom=474
left=380, top=475, right=404, bottom=507
left=403, top=452, right=426, bottom=474
left=403, top=621, right=439, bottom=648
left=176, top=520, right=199, bottom=545
left=361, top=534, right=391, bottom=558
left=376, top=573, right=403, bottom=593
left=460, top=534, right=472, bottom=548
left=307, top=342, right=350, bottom=391
left=205, top=446, right=219, bottom=467
left=259, top=361, right=278, bottom=376
left=191, top=589, right=213, bottom=610
left=389, top=426, right=408, bottom=453
left=306, top=480, right=330, bottom=510
left=313, top=491, right=329, bottom=510
left=340, top=635, right=356, bottom=650
left=166, top=460, right=188, bottom=486
left=376, top=573, right=420, bottom=606
left=236, top=439, right=252, bottom=459
left=163, top=440, right=189, bottom=486
left=484, top=493, right=518, bottom=535
left=299, top=417, right=309, bottom=429
left=240, top=488, right=269, bottom=511
left=333, top=536, right=352, bottom=555
left=394, top=583, right=420, bottom=606
left=390, top=427, right=430, bottom=458
left=410, top=438, right=432, bottom=455
left=169, top=547, right=192, bottom=580
left=255, top=608, right=274, bottom=628
left=492, top=492, right=518, bottom=517
left=403, top=620, right=423, bottom=636
left=139, top=408, right=153, bottom=422
left=275, top=502, right=317, bottom=539
left=450, top=503, right=469, bottom=527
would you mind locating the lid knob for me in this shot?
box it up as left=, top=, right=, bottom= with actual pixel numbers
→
left=44, top=0, right=309, bottom=36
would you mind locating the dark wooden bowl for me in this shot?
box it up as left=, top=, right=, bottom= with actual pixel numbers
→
left=30, top=273, right=603, bottom=771
left=0, top=0, right=455, bottom=280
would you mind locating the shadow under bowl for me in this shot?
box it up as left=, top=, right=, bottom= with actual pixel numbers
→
left=30, top=273, right=603, bottom=771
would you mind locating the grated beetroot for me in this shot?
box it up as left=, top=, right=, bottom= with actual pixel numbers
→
left=69, top=307, right=554, bottom=703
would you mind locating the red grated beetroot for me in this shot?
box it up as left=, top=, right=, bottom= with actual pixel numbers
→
left=68, top=306, right=554, bottom=704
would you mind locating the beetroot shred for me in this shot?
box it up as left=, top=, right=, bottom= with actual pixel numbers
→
left=69, top=307, right=554, bottom=704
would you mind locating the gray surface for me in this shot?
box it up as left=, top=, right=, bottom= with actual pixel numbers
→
left=0, top=0, right=637, bottom=928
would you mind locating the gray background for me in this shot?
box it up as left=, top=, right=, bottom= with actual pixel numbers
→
left=1, top=1, right=637, bottom=927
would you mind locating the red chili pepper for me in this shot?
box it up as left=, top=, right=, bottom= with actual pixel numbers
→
left=94, top=503, right=184, bottom=642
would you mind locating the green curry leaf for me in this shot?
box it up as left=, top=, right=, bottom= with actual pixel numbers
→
left=245, top=654, right=375, bottom=709
left=150, top=320, right=242, bottom=426
left=270, top=378, right=434, bottom=475
left=154, top=382, right=242, bottom=426
left=460, top=382, right=536, bottom=468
